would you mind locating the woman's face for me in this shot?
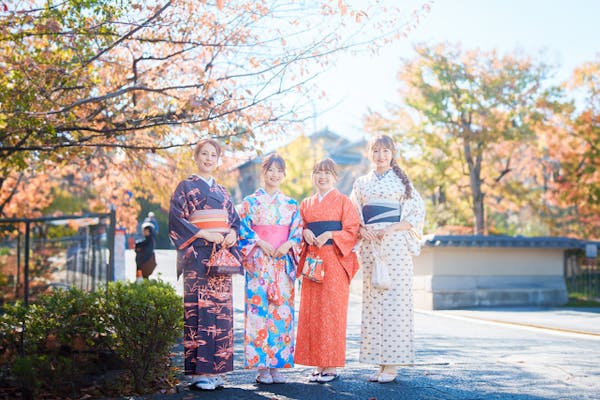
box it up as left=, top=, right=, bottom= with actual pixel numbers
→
left=371, top=144, right=393, bottom=170
left=195, top=143, right=219, bottom=176
left=263, top=164, right=285, bottom=189
left=313, top=169, right=336, bottom=193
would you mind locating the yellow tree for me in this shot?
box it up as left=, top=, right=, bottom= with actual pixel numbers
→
left=278, top=134, right=325, bottom=201
left=367, top=43, right=555, bottom=235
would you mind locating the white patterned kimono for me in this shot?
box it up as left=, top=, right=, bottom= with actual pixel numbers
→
left=350, top=169, right=425, bottom=365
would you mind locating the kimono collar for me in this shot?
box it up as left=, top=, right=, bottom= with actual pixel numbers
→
left=317, top=188, right=335, bottom=202
left=373, top=168, right=393, bottom=180
left=257, top=187, right=282, bottom=202
left=193, top=174, right=214, bottom=187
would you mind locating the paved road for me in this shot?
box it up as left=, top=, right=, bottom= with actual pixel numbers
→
left=124, top=250, right=600, bottom=400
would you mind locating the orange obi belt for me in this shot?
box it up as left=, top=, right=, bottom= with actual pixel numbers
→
left=189, top=209, right=230, bottom=233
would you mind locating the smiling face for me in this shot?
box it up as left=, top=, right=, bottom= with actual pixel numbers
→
left=371, top=144, right=393, bottom=171
left=311, top=159, right=338, bottom=195
left=263, top=164, right=285, bottom=190
left=194, top=142, right=219, bottom=177
left=313, top=169, right=336, bottom=194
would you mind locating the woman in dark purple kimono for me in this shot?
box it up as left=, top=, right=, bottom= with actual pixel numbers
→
left=168, top=138, right=242, bottom=391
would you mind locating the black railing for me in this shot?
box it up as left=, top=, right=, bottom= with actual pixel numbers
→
left=565, top=250, right=600, bottom=301
left=0, top=210, right=116, bottom=306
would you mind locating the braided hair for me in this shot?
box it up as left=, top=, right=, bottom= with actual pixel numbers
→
left=368, top=135, right=413, bottom=198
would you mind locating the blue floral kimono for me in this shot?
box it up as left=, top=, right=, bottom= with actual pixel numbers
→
left=237, top=188, right=302, bottom=369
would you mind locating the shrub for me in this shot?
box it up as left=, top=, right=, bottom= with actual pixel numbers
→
left=1, top=288, right=108, bottom=397
left=104, top=280, right=182, bottom=393
left=0, top=280, right=182, bottom=398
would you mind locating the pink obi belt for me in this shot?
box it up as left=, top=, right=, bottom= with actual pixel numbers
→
left=189, top=209, right=230, bottom=233
left=253, top=225, right=290, bottom=249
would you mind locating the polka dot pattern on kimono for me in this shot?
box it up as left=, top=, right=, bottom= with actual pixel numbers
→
left=350, top=171, right=425, bottom=365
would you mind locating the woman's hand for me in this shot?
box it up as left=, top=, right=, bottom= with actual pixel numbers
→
left=257, top=239, right=275, bottom=256
left=303, top=229, right=317, bottom=246
left=381, top=221, right=413, bottom=236
left=315, top=231, right=333, bottom=247
left=273, top=241, right=293, bottom=258
left=360, top=226, right=379, bottom=241
left=222, top=230, right=237, bottom=248
left=196, top=230, right=224, bottom=244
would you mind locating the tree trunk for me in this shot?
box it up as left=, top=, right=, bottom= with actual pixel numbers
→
left=464, top=140, right=485, bottom=234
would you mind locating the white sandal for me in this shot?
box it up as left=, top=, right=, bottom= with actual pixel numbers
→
left=189, top=376, right=217, bottom=391
left=368, top=366, right=383, bottom=382
left=378, top=372, right=397, bottom=383
left=308, top=369, right=321, bottom=382
left=270, top=368, right=286, bottom=384
left=256, top=369, right=273, bottom=384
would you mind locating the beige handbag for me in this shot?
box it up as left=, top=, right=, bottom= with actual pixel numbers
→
left=371, top=250, right=391, bottom=290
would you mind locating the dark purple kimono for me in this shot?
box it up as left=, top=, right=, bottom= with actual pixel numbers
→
left=168, top=175, right=242, bottom=376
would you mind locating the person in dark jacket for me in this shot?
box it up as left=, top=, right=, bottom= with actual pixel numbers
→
left=135, top=222, right=157, bottom=279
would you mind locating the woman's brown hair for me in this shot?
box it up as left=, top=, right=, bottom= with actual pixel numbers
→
left=193, top=138, right=222, bottom=161
left=368, top=135, right=413, bottom=198
left=262, top=153, right=286, bottom=174
left=312, top=158, right=338, bottom=178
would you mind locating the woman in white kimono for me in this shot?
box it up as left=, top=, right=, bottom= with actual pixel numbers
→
left=350, top=134, right=425, bottom=384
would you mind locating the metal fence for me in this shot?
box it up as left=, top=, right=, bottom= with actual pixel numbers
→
left=565, top=248, right=600, bottom=301
left=0, top=211, right=116, bottom=306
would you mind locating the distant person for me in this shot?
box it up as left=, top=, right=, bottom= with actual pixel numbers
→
left=144, top=211, right=159, bottom=236
left=295, top=158, right=360, bottom=383
left=237, top=153, right=303, bottom=384
left=134, top=223, right=156, bottom=279
left=350, top=134, right=425, bottom=383
left=168, top=138, right=242, bottom=391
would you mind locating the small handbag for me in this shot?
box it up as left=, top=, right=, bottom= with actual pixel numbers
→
left=301, top=246, right=324, bottom=283
left=206, top=243, right=243, bottom=275
left=371, top=250, right=391, bottom=290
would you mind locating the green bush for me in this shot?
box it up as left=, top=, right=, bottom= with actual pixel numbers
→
left=0, top=280, right=183, bottom=397
left=1, top=288, right=108, bottom=397
left=105, top=279, right=182, bottom=393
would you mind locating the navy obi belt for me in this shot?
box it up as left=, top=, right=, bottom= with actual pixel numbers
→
left=306, top=221, right=342, bottom=245
left=362, top=202, right=401, bottom=225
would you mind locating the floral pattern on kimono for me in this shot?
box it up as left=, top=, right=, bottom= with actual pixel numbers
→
left=168, top=175, right=242, bottom=375
left=238, top=188, right=302, bottom=369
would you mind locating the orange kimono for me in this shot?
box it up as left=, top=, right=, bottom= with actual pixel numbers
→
left=295, top=189, right=360, bottom=367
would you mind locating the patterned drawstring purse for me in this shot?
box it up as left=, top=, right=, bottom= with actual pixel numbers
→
left=206, top=243, right=243, bottom=275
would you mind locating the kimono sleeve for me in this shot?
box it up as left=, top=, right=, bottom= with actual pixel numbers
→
left=285, top=201, right=303, bottom=278
left=400, top=186, right=426, bottom=256
left=237, top=198, right=259, bottom=259
left=223, top=187, right=241, bottom=235
left=168, top=181, right=199, bottom=250
left=349, top=179, right=366, bottom=225
left=331, top=195, right=360, bottom=257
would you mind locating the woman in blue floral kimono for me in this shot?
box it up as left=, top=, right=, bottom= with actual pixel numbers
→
left=168, top=138, right=242, bottom=391
left=238, top=153, right=302, bottom=384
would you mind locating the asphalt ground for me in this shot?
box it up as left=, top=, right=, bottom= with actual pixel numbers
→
left=119, top=249, right=600, bottom=400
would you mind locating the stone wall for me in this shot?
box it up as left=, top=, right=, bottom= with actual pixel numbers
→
left=413, top=246, right=569, bottom=309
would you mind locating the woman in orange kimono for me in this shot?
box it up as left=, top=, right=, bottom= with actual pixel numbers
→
left=295, top=158, right=360, bottom=383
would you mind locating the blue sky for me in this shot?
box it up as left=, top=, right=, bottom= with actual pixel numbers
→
left=312, top=0, right=600, bottom=140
